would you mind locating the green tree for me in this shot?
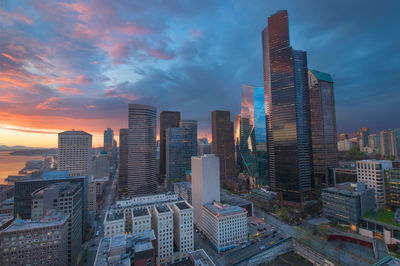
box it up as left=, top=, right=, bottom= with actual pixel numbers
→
left=280, top=207, right=289, bottom=222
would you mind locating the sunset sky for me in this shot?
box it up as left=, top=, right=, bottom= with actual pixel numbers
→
left=1, top=0, right=399, bottom=148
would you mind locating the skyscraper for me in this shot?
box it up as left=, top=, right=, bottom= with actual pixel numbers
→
left=380, top=129, right=396, bottom=157
left=118, top=128, right=128, bottom=196
left=57, top=130, right=92, bottom=177
left=160, top=111, right=181, bottom=177
left=358, top=127, right=369, bottom=148
left=262, top=10, right=314, bottom=203
left=128, top=104, right=157, bottom=196
left=180, top=120, right=198, bottom=170
left=211, top=111, right=236, bottom=181
left=104, top=128, right=114, bottom=151
left=308, top=69, right=338, bottom=186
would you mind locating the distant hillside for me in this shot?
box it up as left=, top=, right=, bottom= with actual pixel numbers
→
left=8, top=149, right=57, bottom=156
left=0, top=145, right=37, bottom=150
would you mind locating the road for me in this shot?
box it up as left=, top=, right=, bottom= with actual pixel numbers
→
left=84, top=171, right=118, bottom=266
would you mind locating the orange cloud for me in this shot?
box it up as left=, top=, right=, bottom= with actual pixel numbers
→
left=75, top=74, right=92, bottom=84
left=57, top=87, right=83, bottom=95
left=0, top=8, right=34, bottom=25
left=36, top=97, right=67, bottom=110
left=1, top=53, right=16, bottom=62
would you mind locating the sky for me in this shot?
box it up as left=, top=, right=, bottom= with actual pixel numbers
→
left=1, top=0, right=399, bottom=148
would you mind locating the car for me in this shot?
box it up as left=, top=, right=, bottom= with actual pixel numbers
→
left=270, top=241, right=275, bottom=245
left=279, top=237, right=283, bottom=240
left=259, top=245, right=265, bottom=250
left=95, top=231, right=99, bottom=237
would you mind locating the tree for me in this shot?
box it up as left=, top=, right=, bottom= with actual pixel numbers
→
left=280, top=207, right=289, bottom=222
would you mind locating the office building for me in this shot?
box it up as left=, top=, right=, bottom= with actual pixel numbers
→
left=153, top=204, right=174, bottom=265
left=0, top=211, right=68, bottom=266
left=211, top=110, right=236, bottom=180
left=330, top=167, right=357, bottom=186
left=166, top=127, right=185, bottom=181
left=13, top=176, right=87, bottom=229
left=357, top=160, right=393, bottom=209
left=104, top=128, right=114, bottom=151
left=118, top=128, right=128, bottom=197
left=338, top=139, right=353, bottom=151
left=358, top=127, right=369, bottom=148
left=385, top=168, right=400, bottom=211
left=171, top=202, right=194, bottom=261
left=104, top=209, right=125, bottom=237
left=31, top=182, right=83, bottom=265
left=202, top=201, right=247, bottom=253
left=88, top=177, right=97, bottom=211
left=191, top=155, right=220, bottom=228
left=92, top=151, right=109, bottom=179
left=262, top=10, right=314, bottom=203
left=57, top=130, right=92, bottom=176
left=198, top=138, right=212, bottom=155
left=132, top=208, right=152, bottom=234
left=308, top=69, right=338, bottom=186
left=128, top=104, right=157, bottom=196
left=160, top=111, right=181, bottom=177
left=339, top=133, right=348, bottom=141
left=322, top=182, right=375, bottom=226
left=380, top=129, right=397, bottom=157
left=174, top=181, right=192, bottom=204
left=180, top=120, right=198, bottom=170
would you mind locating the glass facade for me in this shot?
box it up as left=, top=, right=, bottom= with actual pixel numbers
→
left=159, top=111, right=181, bottom=176
left=309, top=70, right=338, bottom=186
left=385, top=168, right=400, bottom=211
left=262, top=10, right=313, bottom=203
left=254, top=87, right=267, bottom=151
left=166, top=128, right=185, bottom=180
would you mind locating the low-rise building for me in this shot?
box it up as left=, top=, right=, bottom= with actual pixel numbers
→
left=202, top=201, right=247, bottom=253
left=104, top=210, right=125, bottom=237
left=0, top=211, right=69, bottom=266
left=174, top=182, right=192, bottom=204
left=0, top=198, right=13, bottom=216
left=360, top=209, right=400, bottom=245
left=322, top=182, right=375, bottom=227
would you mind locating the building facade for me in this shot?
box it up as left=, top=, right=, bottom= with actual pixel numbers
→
left=172, top=202, right=194, bottom=261
left=202, top=202, right=247, bottom=253
left=262, top=10, right=314, bottom=204
left=385, top=168, right=400, bottom=211
left=128, top=104, right=157, bottom=196
left=153, top=204, right=174, bottom=265
left=118, top=128, right=128, bottom=197
left=92, top=151, right=109, bottom=179
left=160, top=111, right=181, bottom=177
left=104, top=210, right=125, bottom=237
left=57, top=130, right=92, bottom=176
left=357, top=160, right=393, bottom=209
left=104, top=128, right=114, bottom=151
left=380, top=129, right=397, bottom=157
left=191, top=155, right=220, bottom=228
left=211, top=110, right=236, bottom=181
left=308, top=69, right=338, bottom=186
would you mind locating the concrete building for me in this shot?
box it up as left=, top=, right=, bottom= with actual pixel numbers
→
left=57, top=130, right=92, bottom=176
left=92, top=151, right=109, bottom=179
left=174, top=181, right=192, bottom=204
left=330, top=167, right=357, bottom=186
left=153, top=204, right=174, bottom=265
left=104, top=209, right=125, bottom=237
left=202, top=201, right=247, bottom=253
left=160, top=111, right=181, bottom=177
left=308, top=69, right=338, bottom=186
left=128, top=104, right=157, bottom=196
left=198, top=138, right=212, bottom=156
left=31, top=182, right=83, bottom=265
left=171, top=202, right=194, bottom=261
left=380, top=129, right=397, bottom=157
left=211, top=110, right=236, bottom=181
left=322, top=182, right=375, bottom=226
left=191, top=154, right=220, bottom=228
left=132, top=207, right=152, bottom=234
left=338, top=139, right=353, bottom=151
left=357, top=160, right=393, bottom=209
left=0, top=211, right=68, bottom=266
left=88, top=177, right=97, bottom=212
left=385, top=168, right=400, bottom=211
left=118, top=128, right=128, bottom=197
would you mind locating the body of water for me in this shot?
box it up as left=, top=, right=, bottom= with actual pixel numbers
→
left=0, top=151, right=43, bottom=184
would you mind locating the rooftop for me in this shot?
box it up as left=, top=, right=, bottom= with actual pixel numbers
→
left=364, top=210, right=399, bottom=227
left=110, top=234, right=127, bottom=249
left=204, top=202, right=246, bottom=217
left=156, top=204, right=171, bottom=213
left=106, top=211, right=124, bottom=221
left=310, top=69, right=333, bottom=83
left=175, top=201, right=191, bottom=210
left=59, top=130, right=92, bottom=136
left=3, top=212, right=68, bottom=232
left=133, top=208, right=149, bottom=217
left=190, top=249, right=216, bottom=266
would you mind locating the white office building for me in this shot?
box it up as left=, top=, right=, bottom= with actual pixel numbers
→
left=153, top=204, right=174, bottom=265
left=57, top=130, right=92, bottom=176
left=132, top=207, right=151, bottom=234
left=172, top=202, right=194, bottom=261
left=192, top=154, right=220, bottom=228
left=357, top=160, right=393, bottom=209
left=104, top=210, right=125, bottom=237
left=202, top=201, right=247, bottom=253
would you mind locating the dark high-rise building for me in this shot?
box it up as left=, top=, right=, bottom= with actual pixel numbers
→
left=180, top=120, right=198, bottom=169
left=118, top=128, right=128, bottom=196
left=309, top=70, right=338, bottom=186
left=358, top=127, right=369, bottom=147
left=211, top=110, right=235, bottom=181
left=262, top=10, right=314, bottom=203
left=128, top=104, right=157, bottom=196
left=160, top=111, right=181, bottom=177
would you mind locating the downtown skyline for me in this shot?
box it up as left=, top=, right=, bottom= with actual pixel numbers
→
left=1, top=0, right=400, bottom=148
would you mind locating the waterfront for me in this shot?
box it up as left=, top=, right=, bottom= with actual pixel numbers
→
left=0, top=151, right=42, bottom=184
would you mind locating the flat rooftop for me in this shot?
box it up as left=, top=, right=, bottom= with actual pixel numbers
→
left=204, top=202, right=246, bottom=216
left=190, top=249, right=216, bottom=266
left=156, top=204, right=170, bottom=213
left=106, top=211, right=124, bottom=221
left=110, top=234, right=126, bottom=249
left=364, top=210, right=399, bottom=227
left=133, top=208, right=149, bottom=217
left=175, top=202, right=191, bottom=210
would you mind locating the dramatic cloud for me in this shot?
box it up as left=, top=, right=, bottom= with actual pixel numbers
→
left=0, top=0, right=399, bottom=147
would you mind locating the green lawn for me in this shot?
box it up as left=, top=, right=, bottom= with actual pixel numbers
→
left=364, top=209, right=397, bottom=226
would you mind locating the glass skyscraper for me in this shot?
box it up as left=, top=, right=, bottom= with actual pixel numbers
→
left=309, top=69, right=338, bottom=186
left=262, top=10, right=314, bottom=203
